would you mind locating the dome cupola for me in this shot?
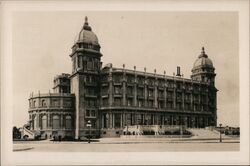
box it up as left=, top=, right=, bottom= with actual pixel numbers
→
left=193, top=47, right=214, bottom=69
left=191, top=47, right=216, bottom=85
left=75, top=16, right=100, bottom=49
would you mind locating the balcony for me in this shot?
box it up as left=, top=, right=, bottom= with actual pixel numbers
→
left=114, top=94, right=122, bottom=98
left=193, top=90, right=200, bottom=94
left=127, top=94, right=134, bottom=98
left=176, top=98, right=182, bottom=102
left=85, top=94, right=97, bottom=98
left=193, top=100, right=199, bottom=104
left=138, top=84, right=144, bottom=88
left=137, top=95, right=144, bottom=99
left=148, top=96, right=154, bottom=100
left=158, top=97, right=165, bottom=101
left=113, top=82, right=122, bottom=86
left=101, top=83, right=108, bottom=87
left=127, top=83, right=134, bottom=87
left=101, top=95, right=108, bottom=98
left=167, top=87, right=174, bottom=91
left=85, top=82, right=97, bottom=87
left=167, top=98, right=173, bottom=101
left=176, top=89, right=182, bottom=92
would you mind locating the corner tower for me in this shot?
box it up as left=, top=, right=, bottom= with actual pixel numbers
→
left=70, top=17, right=102, bottom=139
left=191, top=47, right=218, bottom=126
left=191, top=47, right=216, bottom=85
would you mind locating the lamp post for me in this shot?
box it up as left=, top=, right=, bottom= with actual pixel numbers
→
left=219, top=123, right=222, bottom=142
left=86, top=120, right=92, bottom=143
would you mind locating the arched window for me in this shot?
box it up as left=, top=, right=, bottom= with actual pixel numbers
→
left=65, top=116, right=72, bottom=129
left=42, top=115, right=47, bottom=129
left=33, top=100, right=36, bottom=107
left=41, top=100, right=46, bottom=107
left=52, top=115, right=60, bottom=129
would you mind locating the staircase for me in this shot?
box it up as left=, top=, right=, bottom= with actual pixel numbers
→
left=21, top=127, right=35, bottom=139
left=187, top=128, right=221, bottom=139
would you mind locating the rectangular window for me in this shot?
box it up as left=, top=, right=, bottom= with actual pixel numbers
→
left=114, top=114, right=121, bottom=128
left=101, top=87, right=109, bottom=95
left=138, top=100, right=144, bottom=107
left=127, top=87, right=133, bottom=95
left=158, top=90, right=164, bottom=98
left=127, top=75, right=133, bottom=83
left=86, top=110, right=90, bottom=117
left=158, top=101, right=164, bottom=109
left=167, top=92, right=173, bottom=98
left=114, top=87, right=121, bottom=94
left=176, top=92, right=182, bottom=100
left=113, top=75, right=122, bottom=83
left=102, top=98, right=109, bottom=106
left=114, top=98, right=121, bottom=106
left=167, top=102, right=173, bottom=109
left=91, top=110, right=96, bottom=117
left=176, top=103, right=182, bottom=110
left=148, top=89, right=153, bottom=97
left=137, top=88, right=144, bottom=96
left=127, top=99, right=133, bottom=106
left=87, top=60, right=93, bottom=70
left=148, top=100, right=153, bottom=107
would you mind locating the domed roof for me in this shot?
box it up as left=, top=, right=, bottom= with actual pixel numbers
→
left=76, top=17, right=99, bottom=45
left=193, top=47, right=213, bottom=68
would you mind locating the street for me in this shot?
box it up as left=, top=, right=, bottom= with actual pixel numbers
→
left=13, top=140, right=239, bottom=152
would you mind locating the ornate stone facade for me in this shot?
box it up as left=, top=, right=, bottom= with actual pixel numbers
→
left=27, top=17, right=217, bottom=139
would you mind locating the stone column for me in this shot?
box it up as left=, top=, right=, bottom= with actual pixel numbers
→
left=47, top=112, right=50, bottom=129
left=109, top=82, right=113, bottom=107
left=122, top=79, right=126, bottom=106
left=182, top=91, right=185, bottom=110
left=112, top=113, right=115, bottom=128
left=122, top=112, right=126, bottom=127
left=120, top=113, right=123, bottom=128
left=60, top=97, right=63, bottom=109
left=60, top=114, right=63, bottom=129
left=198, top=85, right=201, bottom=111
left=133, top=83, right=137, bottom=107
left=164, top=86, right=167, bottom=108
left=79, top=56, right=83, bottom=69
left=37, top=112, right=40, bottom=130
left=154, top=85, right=158, bottom=108
left=142, top=114, right=145, bottom=125
left=109, top=112, right=112, bottom=129
left=144, top=84, right=147, bottom=107
left=173, top=81, right=176, bottom=109
left=191, top=92, right=193, bottom=111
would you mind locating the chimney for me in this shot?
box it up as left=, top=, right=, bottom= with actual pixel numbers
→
left=176, top=66, right=181, bottom=77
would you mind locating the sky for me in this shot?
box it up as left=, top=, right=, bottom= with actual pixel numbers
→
left=12, top=11, right=239, bottom=127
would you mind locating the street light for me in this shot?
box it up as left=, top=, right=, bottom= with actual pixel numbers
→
left=219, top=123, right=222, bottom=142
left=86, top=120, right=92, bottom=143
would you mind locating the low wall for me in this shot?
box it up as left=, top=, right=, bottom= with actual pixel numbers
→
left=120, top=135, right=192, bottom=139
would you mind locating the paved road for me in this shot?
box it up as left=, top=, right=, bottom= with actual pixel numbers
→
left=13, top=141, right=239, bottom=152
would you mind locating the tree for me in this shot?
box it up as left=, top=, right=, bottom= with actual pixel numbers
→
left=13, top=126, right=21, bottom=139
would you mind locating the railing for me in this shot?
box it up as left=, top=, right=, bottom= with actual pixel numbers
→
left=30, top=93, right=75, bottom=98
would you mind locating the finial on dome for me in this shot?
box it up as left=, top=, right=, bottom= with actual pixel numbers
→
left=85, top=16, right=88, bottom=23
left=199, top=46, right=208, bottom=58
left=201, top=47, right=205, bottom=54
left=83, top=16, right=92, bottom=31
